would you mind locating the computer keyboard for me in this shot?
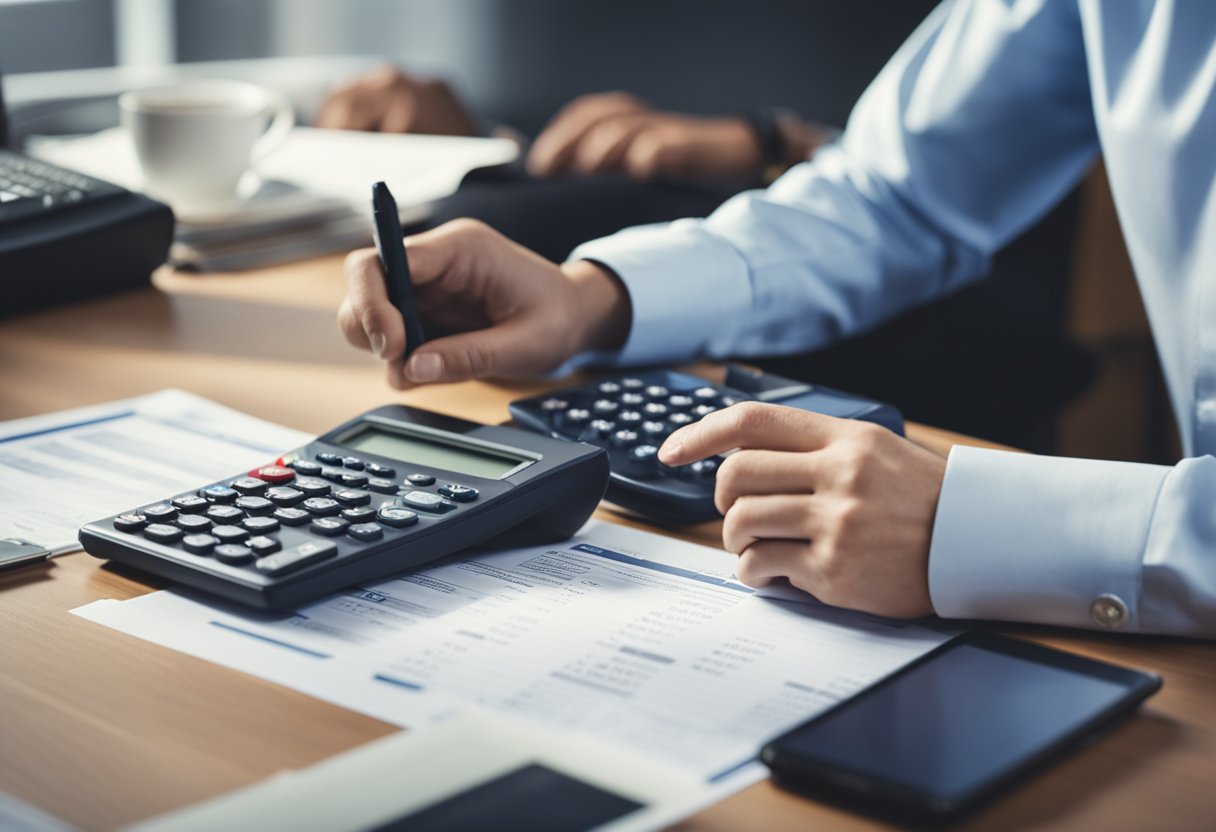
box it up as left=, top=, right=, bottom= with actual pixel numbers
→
left=0, top=149, right=125, bottom=223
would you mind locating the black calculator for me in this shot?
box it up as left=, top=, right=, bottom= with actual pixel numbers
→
left=79, top=405, right=608, bottom=610
left=509, top=366, right=902, bottom=524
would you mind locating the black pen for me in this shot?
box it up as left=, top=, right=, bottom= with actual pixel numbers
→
left=371, top=181, right=426, bottom=359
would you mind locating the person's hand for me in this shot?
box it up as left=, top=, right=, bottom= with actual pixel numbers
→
left=338, top=219, right=631, bottom=389
left=526, top=91, right=765, bottom=179
left=315, top=65, right=478, bottom=136
left=659, top=402, right=947, bottom=618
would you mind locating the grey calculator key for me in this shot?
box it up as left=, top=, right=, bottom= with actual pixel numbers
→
left=247, top=535, right=281, bottom=556
left=213, top=525, right=250, bottom=544
left=293, top=477, right=331, bottom=497
left=302, top=497, right=341, bottom=516
left=143, top=503, right=177, bottom=522
left=347, top=522, right=384, bottom=541
left=406, top=473, right=436, bottom=487
left=342, top=456, right=365, bottom=470
left=230, top=477, right=268, bottom=496
left=207, top=504, right=244, bottom=524
left=334, top=489, right=370, bottom=507
left=339, top=472, right=369, bottom=488
left=309, top=517, right=349, bottom=537
left=242, top=515, right=280, bottom=534
left=320, top=466, right=348, bottom=482
left=399, top=490, right=454, bottom=513
left=256, top=540, right=337, bottom=576
left=215, top=544, right=254, bottom=565
left=177, top=514, right=213, bottom=533
left=265, top=486, right=304, bottom=506
left=183, top=533, right=217, bottom=554
left=377, top=506, right=419, bottom=528
left=235, top=496, right=274, bottom=515
left=274, top=507, right=310, bottom=526
left=287, top=459, right=323, bottom=476
left=437, top=483, right=478, bottom=502
left=144, top=523, right=182, bottom=543
left=341, top=505, right=376, bottom=523
left=113, top=513, right=146, bottom=533
left=368, top=477, right=398, bottom=494
left=172, top=494, right=208, bottom=514
left=315, top=452, right=342, bottom=465
left=365, top=463, right=395, bottom=478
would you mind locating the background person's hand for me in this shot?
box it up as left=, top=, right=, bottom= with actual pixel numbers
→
left=315, top=64, right=478, bottom=136
left=659, top=402, right=946, bottom=619
left=338, top=219, right=630, bottom=389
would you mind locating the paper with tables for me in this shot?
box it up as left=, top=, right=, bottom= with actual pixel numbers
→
left=0, top=390, right=309, bottom=553
left=75, top=520, right=949, bottom=788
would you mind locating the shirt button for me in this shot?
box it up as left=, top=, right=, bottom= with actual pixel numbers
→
left=1090, top=594, right=1129, bottom=629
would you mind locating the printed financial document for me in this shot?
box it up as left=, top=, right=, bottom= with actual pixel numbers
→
left=76, top=521, right=949, bottom=784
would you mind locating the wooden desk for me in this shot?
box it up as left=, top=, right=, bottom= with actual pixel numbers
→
left=1, top=257, right=1213, bottom=832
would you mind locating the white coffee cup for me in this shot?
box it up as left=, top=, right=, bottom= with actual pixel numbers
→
left=119, top=80, right=294, bottom=214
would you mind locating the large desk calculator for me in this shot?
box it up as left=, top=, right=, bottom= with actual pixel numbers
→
left=510, top=366, right=902, bottom=524
left=79, top=405, right=608, bottom=610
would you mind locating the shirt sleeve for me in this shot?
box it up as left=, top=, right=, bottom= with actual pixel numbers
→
left=568, top=0, right=1098, bottom=368
left=929, top=448, right=1216, bottom=639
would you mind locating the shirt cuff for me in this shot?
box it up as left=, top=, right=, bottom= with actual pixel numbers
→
left=928, top=446, right=1170, bottom=632
left=568, top=220, right=753, bottom=367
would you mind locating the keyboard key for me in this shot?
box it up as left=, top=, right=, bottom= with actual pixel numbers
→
left=246, top=535, right=281, bottom=556
left=213, top=525, right=250, bottom=544
left=206, top=504, right=244, bottom=524
left=265, top=486, right=304, bottom=506
left=309, top=517, right=349, bottom=537
left=341, top=456, right=365, bottom=470
left=214, top=544, right=254, bottom=565
left=256, top=540, right=337, bottom=576
left=113, top=513, right=146, bottom=533
left=242, top=515, right=280, bottom=534
left=172, top=494, right=209, bottom=514
left=347, top=522, right=384, bottom=542
left=234, top=496, right=274, bottom=516
left=144, top=523, right=182, bottom=544
left=302, top=497, right=340, bottom=516
left=334, top=489, right=370, bottom=507
left=340, top=505, right=376, bottom=524
left=274, top=507, right=311, bottom=527
left=142, top=503, right=177, bottom=522
left=230, top=477, right=268, bottom=496
left=293, top=477, right=331, bottom=497
left=437, top=483, right=478, bottom=502
left=199, top=485, right=238, bottom=503
left=177, top=514, right=213, bottom=533
left=253, top=465, right=295, bottom=484
left=406, top=473, right=435, bottom=487
left=183, top=533, right=218, bottom=554
left=377, top=506, right=419, bottom=528
left=399, top=490, right=455, bottom=513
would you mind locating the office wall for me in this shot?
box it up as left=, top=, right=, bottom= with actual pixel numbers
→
left=0, top=0, right=114, bottom=72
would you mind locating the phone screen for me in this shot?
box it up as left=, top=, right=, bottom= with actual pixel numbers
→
left=770, top=640, right=1138, bottom=803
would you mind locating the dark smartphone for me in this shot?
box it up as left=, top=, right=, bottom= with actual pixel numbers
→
left=761, top=631, right=1161, bottom=826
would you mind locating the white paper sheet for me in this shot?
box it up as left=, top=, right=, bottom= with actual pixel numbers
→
left=75, top=521, right=949, bottom=784
left=0, top=390, right=310, bottom=553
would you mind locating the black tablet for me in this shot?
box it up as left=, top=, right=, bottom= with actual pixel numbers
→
left=761, top=630, right=1161, bottom=825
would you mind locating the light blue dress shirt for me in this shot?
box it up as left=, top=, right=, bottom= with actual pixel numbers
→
left=569, top=0, right=1216, bottom=638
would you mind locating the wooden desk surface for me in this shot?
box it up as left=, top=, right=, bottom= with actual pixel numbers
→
left=1, top=257, right=1213, bottom=832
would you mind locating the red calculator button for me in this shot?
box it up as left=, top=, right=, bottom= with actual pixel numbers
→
left=252, top=465, right=295, bottom=483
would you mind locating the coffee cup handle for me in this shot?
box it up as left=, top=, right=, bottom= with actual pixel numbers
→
left=252, top=93, right=295, bottom=164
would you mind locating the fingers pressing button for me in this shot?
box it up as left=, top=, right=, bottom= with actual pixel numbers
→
left=1090, top=594, right=1129, bottom=629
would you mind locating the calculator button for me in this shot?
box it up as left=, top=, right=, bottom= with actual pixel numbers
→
left=287, top=459, right=323, bottom=476
left=215, top=544, right=254, bottom=565
left=406, top=473, right=436, bottom=487
left=668, top=412, right=694, bottom=427
left=693, top=404, right=717, bottom=418
left=143, top=503, right=177, bottom=522
left=302, top=497, right=341, bottom=516
left=365, top=463, right=395, bottom=478
left=597, top=381, right=622, bottom=395
left=592, top=399, right=619, bottom=416
left=315, top=452, right=342, bottom=465
left=377, top=506, right=419, bottom=528
left=667, top=395, right=694, bottom=410
left=620, top=392, right=645, bottom=407
left=347, top=523, right=384, bottom=542
left=320, top=466, right=348, bottom=482
left=242, top=515, right=280, bottom=534
left=256, top=540, right=337, bottom=576
left=144, top=523, right=182, bottom=544
left=234, top=496, right=274, bottom=516
left=265, top=486, right=305, bottom=506
left=399, top=490, right=455, bottom=513
left=719, top=395, right=744, bottom=407
left=309, top=517, right=349, bottom=537
left=611, top=429, right=640, bottom=448
left=367, top=477, right=398, bottom=494
left=624, top=445, right=660, bottom=478
left=341, top=506, right=377, bottom=524
left=183, top=534, right=218, bottom=555
left=206, top=504, right=244, bottom=524
left=274, top=507, right=311, bottom=526
left=339, top=472, right=369, bottom=488
left=253, top=465, right=295, bottom=484
left=293, top=477, right=331, bottom=497
left=199, top=485, right=238, bottom=503
left=556, top=408, right=591, bottom=433
left=246, top=536, right=281, bottom=556
left=618, top=410, right=643, bottom=426
left=540, top=398, right=569, bottom=412
left=684, top=458, right=720, bottom=479
left=693, top=386, right=719, bottom=401
left=621, top=377, right=645, bottom=389
left=177, top=514, right=213, bottom=533
left=644, top=385, right=670, bottom=399
left=341, top=456, right=365, bottom=470
left=230, top=477, right=269, bottom=496
left=334, top=489, right=370, bottom=507
left=437, top=483, right=479, bottom=502
left=171, top=495, right=209, bottom=514
left=113, top=513, right=146, bottom=533
left=213, top=525, right=251, bottom=544
left=641, top=420, right=670, bottom=439
left=643, top=402, right=669, bottom=418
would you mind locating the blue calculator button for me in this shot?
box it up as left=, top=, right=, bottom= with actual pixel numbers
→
left=540, top=398, right=569, bottom=412
left=437, top=483, right=478, bottom=503
left=618, top=410, right=643, bottom=426
left=200, top=485, right=238, bottom=503
left=693, top=404, right=717, bottom=418
left=643, top=402, right=669, bottom=418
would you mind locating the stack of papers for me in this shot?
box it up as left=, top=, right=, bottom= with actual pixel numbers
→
left=29, top=127, right=518, bottom=271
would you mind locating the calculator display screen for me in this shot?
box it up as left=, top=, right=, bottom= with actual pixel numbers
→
left=342, top=426, right=526, bottom=479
